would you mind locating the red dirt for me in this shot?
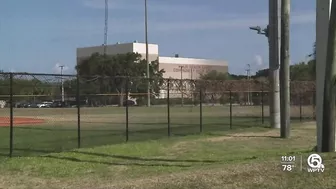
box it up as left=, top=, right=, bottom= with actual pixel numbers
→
left=0, top=117, right=45, bottom=126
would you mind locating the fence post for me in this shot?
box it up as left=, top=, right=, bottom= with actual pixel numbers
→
left=313, top=91, right=316, bottom=120
left=9, top=73, right=13, bottom=157
left=299, top=92, right=302, bottom=122
left=76, top=75, right=81, bottom=148
left=261, top=83, right=264, bottom=124
left=199, top=88, right=203, bottom=133
left=125, top=78, right=129, bottom=142
left=229, top=90, right=232, bottom=129
left=167, top=79, right=171, bottom=137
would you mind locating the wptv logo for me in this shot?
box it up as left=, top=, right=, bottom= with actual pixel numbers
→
left=307, top=154, right=325, bottom=173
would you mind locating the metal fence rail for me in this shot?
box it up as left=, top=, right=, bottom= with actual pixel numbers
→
left=0, top=72, right=316, bottom=157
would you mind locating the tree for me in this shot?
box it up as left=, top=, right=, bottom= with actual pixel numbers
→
left=200, top=70, right=230, bottom=80
left=255, top=69, right=269, bottom=78
left=195, top=70, right=231, bottom=104
left=75, top=52, right=165, bottom=106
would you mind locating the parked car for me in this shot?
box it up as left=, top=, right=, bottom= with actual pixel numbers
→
left=123, top=99, right=137, bottom=106
left=50, top=101, right=67, bottom=108
left=37, top=101, right=53, bottom=108
left=23, top=103, right=38, bottom=108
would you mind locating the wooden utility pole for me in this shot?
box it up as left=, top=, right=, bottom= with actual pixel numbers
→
left=322, top=0, right=336, bottom=152
left=280, top=0, right=290, bottom=138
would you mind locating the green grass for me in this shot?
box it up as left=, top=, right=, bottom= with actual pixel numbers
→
left=0, top=122, right=334, bottom=189
left=0, top=105, right=314, bottom=158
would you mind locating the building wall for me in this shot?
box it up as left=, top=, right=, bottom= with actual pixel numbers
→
left=76, top=42, right=159, bottom=64
left=76, top=43, right=228, bottom=99
left=158, top=56, right=228, bottom=79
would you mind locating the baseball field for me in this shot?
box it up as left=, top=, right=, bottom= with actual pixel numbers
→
left=0, top=105, right=329, bottom=189
left=0, top=105, right=314, bottom=157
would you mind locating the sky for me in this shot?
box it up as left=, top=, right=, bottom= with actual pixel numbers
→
left=0, top=0, right=316, bottom=75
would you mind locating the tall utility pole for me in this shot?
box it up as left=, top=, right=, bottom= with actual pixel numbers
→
left=104, top=0, right=108, bottom=55
left=246, top=64, right=251, bottom=105
left=59, top=65, right=65, bottom=102
left=269, top=0, right=281, bottom=129
left=322, top=0, right=336, bottom=152
left=145, top=0, right=150, bottom=107
left=280, top=0, right=290, bottom=138
left=316, top=0, right=333, bottom=152
left=248, top=0, right=281, bottom=129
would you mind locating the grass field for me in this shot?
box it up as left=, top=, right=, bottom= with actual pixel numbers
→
left=0, top=105, right=314, bottom=157
left=0, top=121, right=334, bottom=189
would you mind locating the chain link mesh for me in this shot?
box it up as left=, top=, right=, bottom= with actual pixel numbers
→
left=0, top=72, right=316, bottom=157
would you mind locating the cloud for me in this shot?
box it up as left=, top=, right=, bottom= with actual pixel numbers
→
left=76, top=1, right=316, bottom=34
left=61, top=10, right=315, bottom=36
left=53, top=63, right=69, bottom=74
left=151, top=11, right=315, bottom=32
left=254, top=55, right=263, bottom=66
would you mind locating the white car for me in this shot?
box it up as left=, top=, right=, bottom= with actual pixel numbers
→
left=37, top=101, right=53, bottom=108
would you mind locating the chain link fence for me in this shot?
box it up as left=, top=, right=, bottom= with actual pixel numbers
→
left=0, top=72, right=316, bottom=157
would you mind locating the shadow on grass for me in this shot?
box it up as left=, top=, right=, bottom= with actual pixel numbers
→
left=229, top=135, right=280, bottom=139
left=12, top=121, right=259, bottom=132
left=73, top=151, right=218, bottom=163
left=43, top=154, right=259, bottom=168
left=0, top=117, right=269, bottom=158
left=43, top=155, right=193, bottom=168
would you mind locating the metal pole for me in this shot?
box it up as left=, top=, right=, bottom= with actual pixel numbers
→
left=280, top=0, right=291, bottom=138
left=167, top=79, right=171, bottom=137
left=200, top=88, right=203, bottom=132
left=299, top=93, right=302, bottom=122
left=9, top=73, right=13, bottom=157
left=59, top=65, right=65, bottom=102
left=104, top=0, right=108, bottom=55
left=125, top=78, right=129, bottom=142
left=246, top=64, right=251, bottom=105
left=76, top=75, right=81, bottom=148
left=145, top=0, right=150, bottom=107
left=229, top=90, right=232, bottom=129
left=179, top=66, right=184, bottom=106
left=269, top=0, right=281, bottom=129
left=261, top=83, right=265, bottom=124
left=191, top=68, right=194, bottom=104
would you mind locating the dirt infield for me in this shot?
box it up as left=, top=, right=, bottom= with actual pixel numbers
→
left=0, top=117, right=45, bottom=126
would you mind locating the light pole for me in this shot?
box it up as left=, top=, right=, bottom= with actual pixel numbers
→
left=59, top=65, right=65, bottom=102
left=145, top=0, right=150, bottom=107
left=178, top=65, right=184, bottom=106
left=246, top=64, right=251, bottom=105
